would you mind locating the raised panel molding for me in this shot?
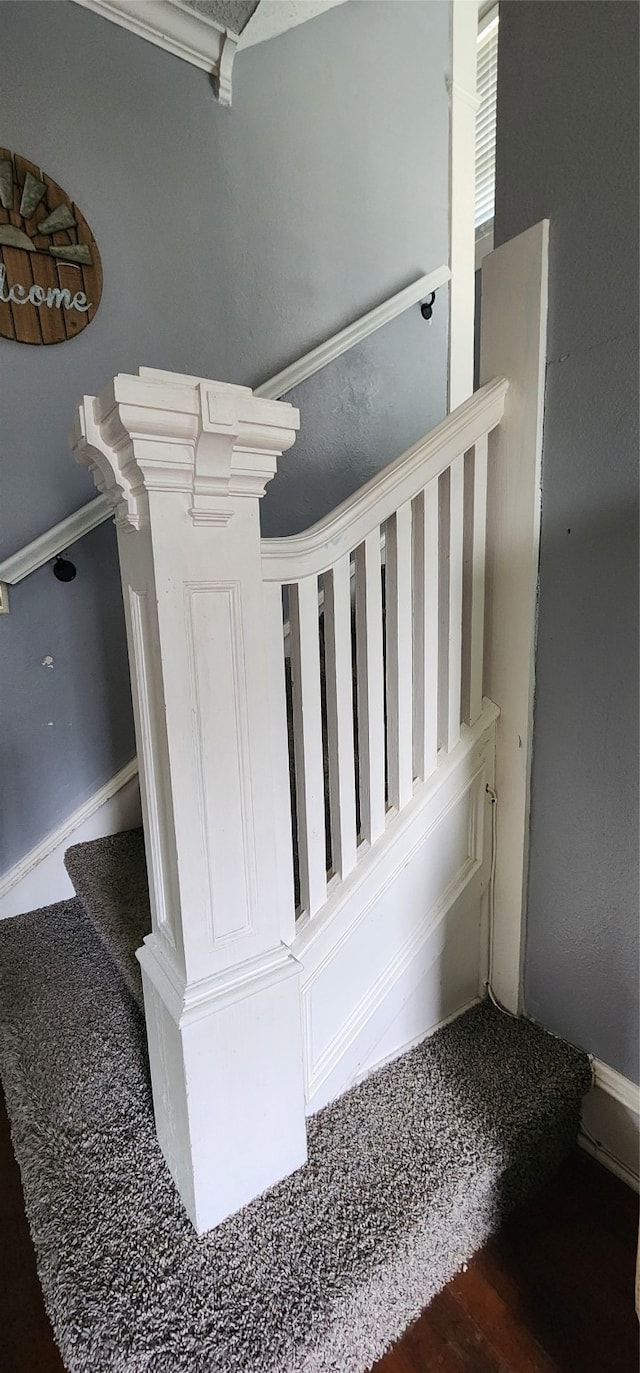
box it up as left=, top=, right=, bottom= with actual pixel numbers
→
left=296, top=715, right=496, bottom=1112
left=303, top=770, right=485, bottom=1100
left=128, top=588, right=180, bottom=950
left=184, top=581, right=258, bottom=948
left=304, top=848, right=479, bottom=1103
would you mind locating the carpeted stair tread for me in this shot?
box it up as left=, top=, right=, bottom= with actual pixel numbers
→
left=64, top=828, right=149, bottom=1007
left=0, top=899, right=591, bottom=1373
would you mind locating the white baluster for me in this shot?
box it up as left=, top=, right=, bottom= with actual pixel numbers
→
left=413, top=481, right=440, bottom=780
left=355, top=530, right=386, bottom=844
left=385, top=501, right=414, bottom=811
left=468, top=434, right=488, bottom=724
left=445, top=454, right=465, bottom=751
left=264, top=582, right=296, bottom=943
left=289, top=576, right=327, bottom=916
left=324, top=557, right=358, bottom=879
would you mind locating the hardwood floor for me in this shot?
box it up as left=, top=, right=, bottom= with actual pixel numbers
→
left=0, top=1088, right=64, bottom=1373
left=0, top=1082, right=637, bottom=1373
left=371, top=1150, right=639, bottom=1373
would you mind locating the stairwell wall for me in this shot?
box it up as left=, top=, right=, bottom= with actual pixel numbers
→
left=494, top=0, right=639, bottom=1083
left=0, top=0, right=450, bottom=873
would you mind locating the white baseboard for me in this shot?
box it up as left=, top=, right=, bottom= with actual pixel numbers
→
left=0, top=761, right=141, bottom=921
left=580, top=1058, right=640, bottom=1193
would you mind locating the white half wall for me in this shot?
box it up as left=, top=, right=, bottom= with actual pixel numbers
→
left=0, top=761, right=141, bottom=921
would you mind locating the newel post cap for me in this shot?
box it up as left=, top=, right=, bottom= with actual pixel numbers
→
left=71, top=369, right=300, bottom=529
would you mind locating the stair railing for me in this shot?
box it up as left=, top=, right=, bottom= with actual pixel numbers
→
left=71, top=364, right=506, bottom=1235
left=64, top=219, right=549, bottom=1239
left=262, top=378, right=507, bottom=928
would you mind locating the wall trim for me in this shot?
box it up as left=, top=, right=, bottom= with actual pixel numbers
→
left=592, top=1059, right=640, bottom=1112
left=580, top=1057, right=640, bottom=1193
left=0, top=760, right=140, bottom=921
left=71, top=0, right=238, bottom=103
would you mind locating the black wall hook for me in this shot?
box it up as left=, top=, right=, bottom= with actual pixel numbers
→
left=420, top=292, right=436, bottom=322
left=53, top=555, right=76, bottom=583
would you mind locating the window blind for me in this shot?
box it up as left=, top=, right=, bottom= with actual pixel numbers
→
left=475, top=8, right=499, bottom=231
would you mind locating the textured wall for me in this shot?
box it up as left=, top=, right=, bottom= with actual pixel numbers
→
left=0, top=0, right=450, bottom=869
left=495, top=1, right=639, bottom=1081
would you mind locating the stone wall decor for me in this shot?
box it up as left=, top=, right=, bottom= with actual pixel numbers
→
left=0, top=150, right=102, bottom=344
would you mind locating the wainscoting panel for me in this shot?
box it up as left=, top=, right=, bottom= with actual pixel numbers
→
left=297, top=716, right=496, bottom=1114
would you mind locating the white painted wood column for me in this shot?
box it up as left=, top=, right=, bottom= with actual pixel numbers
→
left=449, top=0, right=479, bottom=409
left=480, top=220, right=549, bottom=1014
left=72, top=370, right=307, bottom=1233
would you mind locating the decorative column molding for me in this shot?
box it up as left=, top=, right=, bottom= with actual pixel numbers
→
left=74, top=372, right=296, bottom=529
left=72, top=369, right=307, bottom=1233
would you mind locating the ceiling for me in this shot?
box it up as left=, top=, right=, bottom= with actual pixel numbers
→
left=177, top=0, right=347, bottom=48
left=237, top=1, right=347, bottom=49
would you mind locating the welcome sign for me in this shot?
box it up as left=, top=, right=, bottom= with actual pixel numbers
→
left=0, top=149, right=102, bottom=345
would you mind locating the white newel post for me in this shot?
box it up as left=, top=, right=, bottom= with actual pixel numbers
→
left=72, top=370, right=307, bottom=1233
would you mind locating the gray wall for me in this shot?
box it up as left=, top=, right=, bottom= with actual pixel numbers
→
left=0, top=0, right=450, bottom=870
left=495, top=1, right=639, bottom=1081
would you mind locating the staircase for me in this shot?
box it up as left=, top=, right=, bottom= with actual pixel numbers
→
left=0, top=218, right=593, bottom=1371
left=65, top=829, right=149, bottom=1007
left=0, top=871, right=591, bottom=1373
left=56, top=222, right=552, bottom=1237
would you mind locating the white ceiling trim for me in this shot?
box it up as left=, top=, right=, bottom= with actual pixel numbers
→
left=72, top=0, right=349, bottom=104
left=71, top=0, right=239, bottom=104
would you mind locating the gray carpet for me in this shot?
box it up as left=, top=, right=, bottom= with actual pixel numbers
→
left=65, top=829, right=149, bottom=1007
left=0, top=896, right=590, bottom=1373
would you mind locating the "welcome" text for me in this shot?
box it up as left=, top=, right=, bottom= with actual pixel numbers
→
left=0, top=264, right=91, bottom=312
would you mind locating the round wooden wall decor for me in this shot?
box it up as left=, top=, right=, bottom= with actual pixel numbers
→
left=0, top=149, right=102, bottom=345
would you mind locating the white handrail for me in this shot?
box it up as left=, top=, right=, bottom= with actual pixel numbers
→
left=254, top=265, right=450, bottom=401
left=0, top=266, right=449, bottom=611
left=0, top=494, right=113, bottom=611
left=261, top=377, right=508, bottom=583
